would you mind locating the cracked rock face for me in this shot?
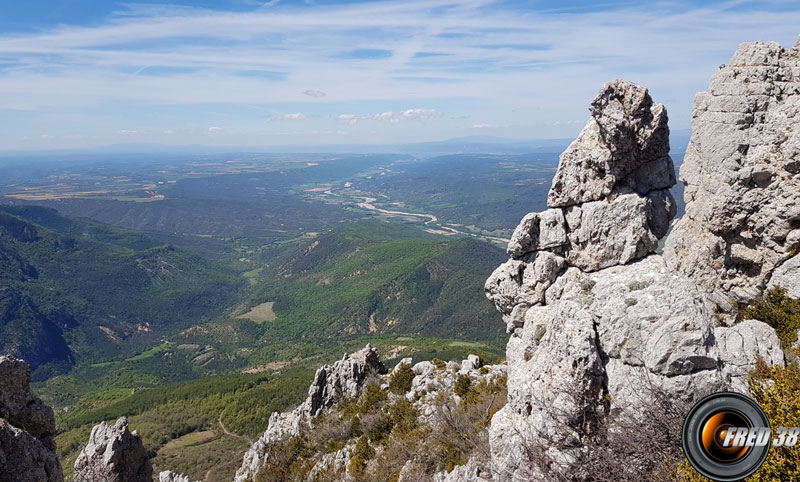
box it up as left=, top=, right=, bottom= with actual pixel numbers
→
left=664, top=39, right=800, bottom=310
left=0, top=356, right=63, bottom=482
left=548, top=80, right=674, bottom=207
left=484, top=79, right=784, bottom=481
left=486, top=80, right=677, bottom=332
left=73, top=417, right=152, bottom=482
left=235, top=344, right=386, bottom=482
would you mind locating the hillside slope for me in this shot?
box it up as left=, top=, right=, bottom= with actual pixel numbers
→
left=0, top=205, right=244, bottom=378
left=246, top=222, right=508, bottom=345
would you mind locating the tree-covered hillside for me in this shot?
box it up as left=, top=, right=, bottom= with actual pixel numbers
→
left=246, top=222, right=508, bottom=345
left=0, top=205, right=244, bottom=379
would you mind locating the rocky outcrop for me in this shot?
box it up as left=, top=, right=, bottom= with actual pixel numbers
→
left=433, top=457, right=492, bottom=482
left=73, top=417, right=152, bottom=482
left=0, top=356, right=63, bottom=482
left=484, top=78, right=785, bottom=480
left=714, top=319, right=785, bottom=387
left=235, top=344, right=506, bottom=482
left=408, top=356, right=506, bottom=422
left=768, top=254, right=800, bottom=298
left=159, top=471, right=200, bottom=482
left=487, top=80, right=677, bottom=332
left=306, top=343, right=385, bottom=418
left=306, top=443, right=354, bottom=481
left=235, top=344, right=386, bottom=482
left=664, top=38, right=800, bottom=311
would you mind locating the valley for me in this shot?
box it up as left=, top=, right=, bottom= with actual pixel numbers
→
left=0, top=144, right=685, bottom=479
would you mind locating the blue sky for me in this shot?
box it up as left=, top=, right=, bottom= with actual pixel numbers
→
left=0, top=0, right=798, bottom=150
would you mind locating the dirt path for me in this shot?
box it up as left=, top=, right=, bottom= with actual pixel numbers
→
left=218, top=411, right=253, bottom=445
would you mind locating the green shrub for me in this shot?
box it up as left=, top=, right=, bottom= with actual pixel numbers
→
left=740, top=287, right=800, bottom=350
left=358, top=384, right=387, bottom=414
left=454, top=374, right=472, bottom=398
left=747, top=358, right=800, bottom=481
left=627, top=280, right=649, bottom=291
left=388, top=363, right=415, bottom=395
left=348, top=435, right=374, bottom=476
left=388, top=399, right=418, bottom=435
left=432, top=358, right=446, bottom=370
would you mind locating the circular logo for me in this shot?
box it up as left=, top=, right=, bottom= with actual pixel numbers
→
left=682, top=392, right=771, bottom=481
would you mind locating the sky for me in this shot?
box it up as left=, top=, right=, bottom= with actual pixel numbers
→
left=0, top=0, right=799, bottom=150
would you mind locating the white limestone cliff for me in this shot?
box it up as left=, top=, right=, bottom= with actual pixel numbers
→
left=484, top=76, right=787, bottom=481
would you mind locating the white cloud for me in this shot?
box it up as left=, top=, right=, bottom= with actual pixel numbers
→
left=337, top=109, right=442, bottom=125
left=118, top=129, right=138, bottom=134
left=471, top=123, right=492, bottom=129
left=1, top=1, right=800, bottom=147
left=283, top=112, right=307, bottom=120
left=337, top=113, right=359, bottom=125
left=373, top=111, right=399, bottom=124
left=164, top=129, right=174, bottom=134
left=208, top=126, right=224, bottom=132
left=400, top=108, right=442, bottom=120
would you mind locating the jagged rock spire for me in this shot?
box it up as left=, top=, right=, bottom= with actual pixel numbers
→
left=73, top=417, right=152, bottom=482
left=486, top=80, right=676, bottom=331
left=548, top=79, right=674, bottom=207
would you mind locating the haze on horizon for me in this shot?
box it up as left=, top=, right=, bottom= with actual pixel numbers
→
left=0, top=0, right=798, bottom=151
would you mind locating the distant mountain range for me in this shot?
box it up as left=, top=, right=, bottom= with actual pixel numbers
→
left=0, top=131, right=692, bottom=158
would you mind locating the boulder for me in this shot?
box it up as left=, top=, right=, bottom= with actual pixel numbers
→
left=0, top=356, right=57, bottom=443
left=433, top=457, right=492, bottom=482
left=0, top=419, right=63, bottom=482
left=768, top=254, right=800, bottom=299
left=714, top=319, right=785, bottom=392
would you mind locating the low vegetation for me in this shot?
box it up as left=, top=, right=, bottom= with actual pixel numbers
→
left=740, top=286, right=800, bottom=350
left=747, top=357, right=800, bottom=481
left=54, top=370, right=311, bottom=481
left=254, top=366, right=507, bottom=482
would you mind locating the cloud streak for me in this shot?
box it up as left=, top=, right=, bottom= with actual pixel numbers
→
left=0, top=1, right=798, bottom=148
left=337, top=109, right=443, bottom=125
